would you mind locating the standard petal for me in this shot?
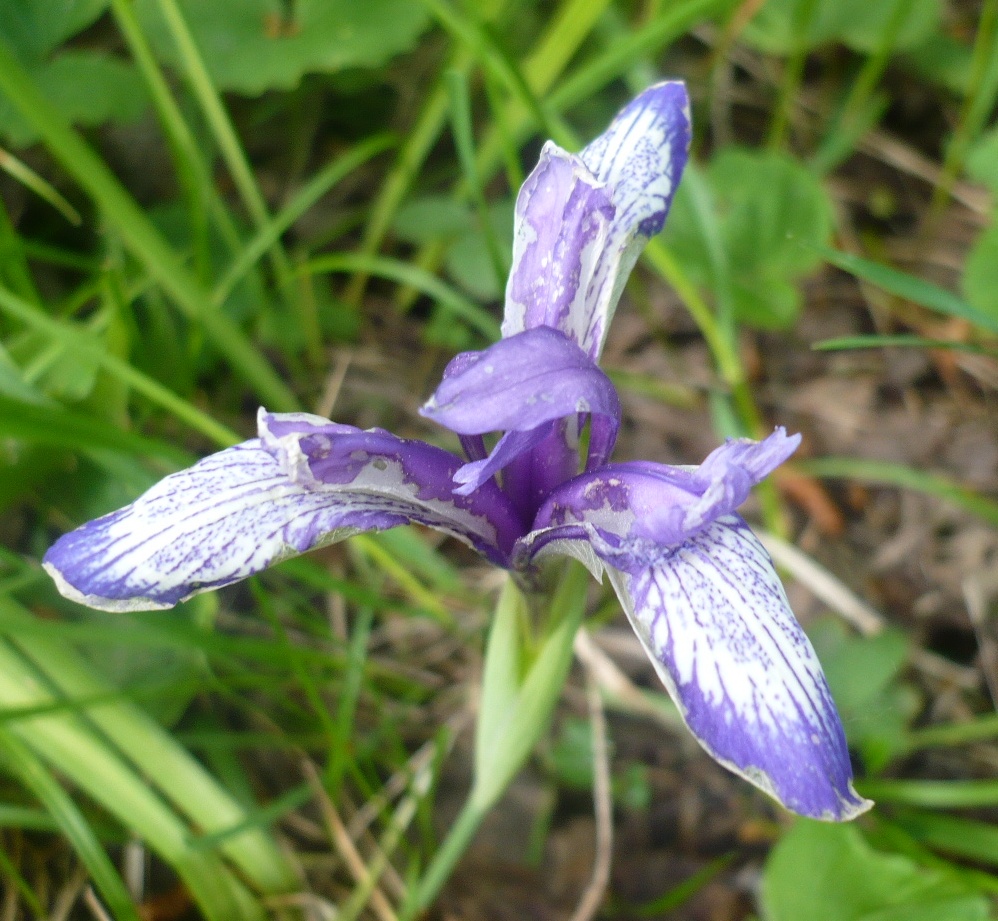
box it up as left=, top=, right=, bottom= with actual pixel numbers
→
left=608, top=515, right=871, bottom=821
left=421, top=327, right=620, bottom=496
left=423, top=327, right=619, bottom=437
left=44, top=412, right=523, bottom=612
left=500, top=145, right=614, bottom=344
left=577, top=81, right=692, bottom=357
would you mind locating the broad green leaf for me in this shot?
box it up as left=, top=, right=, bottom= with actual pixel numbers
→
left=808, top=618, right=917, bottom=771
left=963, top=224, right=998, bottom=321
left=966, top=125, right=998, bottom=193
left=395, top=195, right=515, bottom=301
left=743, top=0, right=851, bottom=52
left=0, top=52, right=147, bottom=146
left=761, top=821, right=989, bottom=921
left=0, top=0, right=108, bottom=61
left=661, top=148, right=831, bottom=328
left=135, top=0, right=430, bottom=95
left=710, top=148, right=831, bottom=277
left=444, top=201, right=515, bottom=301
left=743, top=0, right=939, bottom=54
left=394, top=195, right=477, bottom=244
left=837, top=0, right=940, bottom=54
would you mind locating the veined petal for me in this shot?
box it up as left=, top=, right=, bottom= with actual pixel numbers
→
left=500, top=145, right=614, bottom=345
left=528, top=428, right=801, bottom=571
left=608, top=515, right=871, bottom=821
left=44, top=411, right=523, bottom=612
left=577, top=81, right=691, bottom=358
left=421, top=327, right=620, bottom=493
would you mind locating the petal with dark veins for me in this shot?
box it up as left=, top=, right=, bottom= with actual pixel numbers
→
left=44, top=411, right=523, bottom=611
left=608, top=516, right=871, bottom=820
left=576, top=82, right=691, bottom=355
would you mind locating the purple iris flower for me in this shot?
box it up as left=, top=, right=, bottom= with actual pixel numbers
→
left=44, top=83, right=870, bottom=822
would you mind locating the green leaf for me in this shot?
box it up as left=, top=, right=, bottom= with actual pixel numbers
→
left=444, top=200, right=515, bottom=301
left=761, top=821, right=989, bottom=921
left=965, top=125, right=998, bottom=193
left=962, top=224, right=998, bottom=321
left=808, top=618, right=918, bottom=771
left=836, top=0, right=940, bottom=54
left=394, top=195, right=474, bottom=244
left=742, top=0, right=939, bottom=54
left=661, top=148, right=832, bottom=329
left=0, top=51, right=147, bottom=146
left=395, top=195, right=515, bottom=301
left=0, top=0, right=108, bottom=61
left=135, top=0, right=430, bottom=95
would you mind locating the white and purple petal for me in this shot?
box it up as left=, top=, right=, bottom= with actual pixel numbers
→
left=608, top=516, right=871, bottom=821
left=44, top=411, right=524, bottom=612
left=527, top=429, right=801, bottom=568
left=501, top=82, right=691, bottom=359
left=576, top=81, right=691, bottom=358
left=500, top=145, right=614, bottom=345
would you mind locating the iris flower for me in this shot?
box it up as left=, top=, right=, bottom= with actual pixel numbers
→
left=44, top=83, right=869, bottom=822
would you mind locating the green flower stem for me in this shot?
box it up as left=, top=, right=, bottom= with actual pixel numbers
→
left=151, top=0, right=295, bottom=292
left=403, top=563, right=589, bottom=917
left=0, top=39, right=298, bottom=412
left=110, top=0, right=242, bottom=274
left=930, top=0, right=998, bottom=221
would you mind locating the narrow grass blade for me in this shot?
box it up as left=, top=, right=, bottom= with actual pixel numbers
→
left=814, top=334, right=998, bottom=356
left=0, top=285, right=240, bottom=447
left=860, top=778, right=998, bottom=808
left=9, top=620, right=298, bottom=893
left=0, top=40, right=298, bottom=411
left=905, top=713, right=998, bottom=750
left=446, top=69, right=508, bottom=292
left=0, top=147, right=80, bottom=224
left=896, top=811, right=998, bottom=869
left=0, top=728, right=141, bottom=921
left=213, top=133, right=396, bottom=307
left=303, top=252, right=500, bottom=338
left=150, top=0, right=294, bottom=289
left=0, top=638, right=268, bottom=919
left=0, top=395, right=192, bottom=464
left=799, top=456, right=998, bottom=528
left=817, top=246, right=998, bottom=334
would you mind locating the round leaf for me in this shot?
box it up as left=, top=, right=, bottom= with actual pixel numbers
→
left=136, top=0, right=430, bottom=95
